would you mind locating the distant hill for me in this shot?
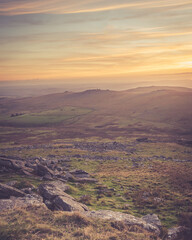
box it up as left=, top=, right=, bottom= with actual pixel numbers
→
left=0, top=86, right=192, bottom=138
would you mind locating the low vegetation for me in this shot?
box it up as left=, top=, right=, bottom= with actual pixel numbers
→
left=0, top=206, right=160, bottom=240
left=0, top=87, right=191, bottom=239
left=0, top=138, right=192, bottom=231
left=0, top=107, right=92, bottom=127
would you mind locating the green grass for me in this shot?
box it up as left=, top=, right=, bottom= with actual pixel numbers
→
left=0, top=174, right=43, bottom=188
left=0, top=138, right=192, bottom=229
left=0, top=107, right=93, bottom=127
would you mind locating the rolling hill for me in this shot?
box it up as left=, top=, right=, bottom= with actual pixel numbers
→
left=0, top=86, right=192, bottom=140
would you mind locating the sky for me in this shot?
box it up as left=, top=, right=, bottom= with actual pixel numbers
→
left=0, top=0, right=192, bottom=87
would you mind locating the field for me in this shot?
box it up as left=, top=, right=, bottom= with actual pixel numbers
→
left=0, top=107, right=92, bottom=127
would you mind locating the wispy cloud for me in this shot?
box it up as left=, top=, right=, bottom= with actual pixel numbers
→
left=0, top=0, right=192, bottom=81
left=1, top=27, right=192, bottom=46
left=0, top=0, right=192, bottom=15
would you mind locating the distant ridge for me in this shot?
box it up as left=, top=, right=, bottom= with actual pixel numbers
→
left=0, top=86, right=191, bottom=138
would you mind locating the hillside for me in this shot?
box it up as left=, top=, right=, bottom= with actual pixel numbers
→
left=0, top=86, right=192, bottom=142
left=0, top=87, right=192, bottom=240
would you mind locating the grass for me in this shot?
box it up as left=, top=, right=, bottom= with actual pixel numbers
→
left=0, top=88, right=191, bottom=238
left=0, top=107, right=92, bottom=127
left=0, top=138, right=192, bottom=231
left=0, top=173, right=43, bottom=188
left=0, top=206, right=160, bottom=240
left=60, top=140, right=192, bottom=228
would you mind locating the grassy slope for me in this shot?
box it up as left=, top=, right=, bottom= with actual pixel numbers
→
left=0, top=87, right=191, bottom=239
left=1, top=139, right=192, bottom=229
left=0, top=86, right=191, bottom=138
left=0, top=107, right=92, bottom=127
left=0, top=206, right=160, bottom=240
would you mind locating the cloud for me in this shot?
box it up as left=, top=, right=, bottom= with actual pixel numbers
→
left=0, top=0, right=192, bottom=16
left=0, top=0, right=192, bottom=81
left=1, top=26, right=192, bottom=45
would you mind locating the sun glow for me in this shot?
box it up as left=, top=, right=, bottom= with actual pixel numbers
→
left=0, top=0, right=192, bottom=84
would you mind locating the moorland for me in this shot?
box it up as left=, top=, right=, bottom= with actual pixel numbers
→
left=0, top=86, right=192, bottom=240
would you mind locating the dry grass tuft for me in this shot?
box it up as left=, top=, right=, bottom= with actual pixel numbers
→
left=55, top=211, right=91, bottom=227
left=0, top=206, right=161, bottom=240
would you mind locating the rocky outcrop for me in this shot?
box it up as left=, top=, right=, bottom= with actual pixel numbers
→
left=136, top=137, right=149, bottom=142
left=39, top=181, right=70, bottom=201
left=142, top=213, right=162, bottom=229
left=35, top=164, right=54, bottom=177
left=0, top=156, right=97, bottom=183
left=0, top=194, right=44, bottom=211
left=63, top=172, right=76, bottom=181
left=0, top=157, right=24, bottom=171
left=167, top=226, right=189, bottom=240
left=85, top=210, right=160, bottom=235
left=53, top=195, right=88, bottom=212
left=70, top=169, right=90, bottom=178
left=69, top=169, right=97, bottom=183
left=0, top=156, right=35, bottom=176
left=76, top=178, right=98, bottom=183
left=0, top=183, right=25, bottom=199
left=39, top=181, right=88, bottom=212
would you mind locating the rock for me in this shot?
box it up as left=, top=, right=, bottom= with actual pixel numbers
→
left=64, top=172, right=76, bottom=181
left=39, top=181, right=70, bottom=201
left=153, top=197, right=163, bottom=204
left=53, top=195, right=88, bottom=212
left=167, top=226, right=188, bottom=240
left=35, top=164, right=54, bottom=177
left=68, top=169, right=97, bottom=183
left=19, top=167, right=34, bottom=176
left=56, top=167, right=62, bottom=171
left=0, top=156, right=43, bottom=177
left=73, top=154, right=81, bottom=158
left=55, top=174, right=67, bottom=182
left=70, top=169, right=90, bottom=178
left=22, top=188, right=33, bottom=194
left=44, top=199, right=53, bottom=209
left=136, top=137, right=149, bottom=142
left=39, top=181, right=88, bottom=212
left=0, top=158, right=24, bottom=170
left=6, top=181, right=18, bottom=187
left=0, top=194, right=44, bottom=211
left=142, top=214, right=162, bottom=229
left=0, top=158, right=13, bottom=168
left=76, top=177, right=98, bottom=183
left=25, top=162, right=36, bottom=169
left=85, top=210, right=160, bottom=235
left=0, top=183, right=25, bottom=199
left=43, top=174, right=53, bottom=180
left=11, top=161, right=24, bottom=170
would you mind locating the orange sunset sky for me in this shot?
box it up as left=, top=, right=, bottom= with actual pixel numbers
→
left=0, top=0, right=192, bottom=86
